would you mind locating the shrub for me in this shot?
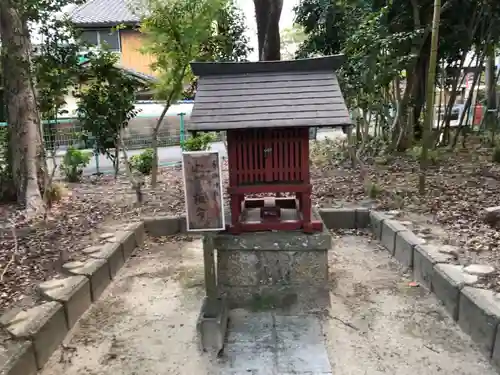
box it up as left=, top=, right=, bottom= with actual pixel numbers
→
left=60, top=147, right=91, bottom=182
left=407, top=145, right=439, bottom=165
left=129, top=148, right=154, bottom=175
left=365, top=181, right=381, bottom=199
left=183, top=133, right=216, bottom=151
left=309, top=137, right=349, bottom=167
left=45, top=182, right=67, bottom=207
left=374, top=155, right=392, bottom=165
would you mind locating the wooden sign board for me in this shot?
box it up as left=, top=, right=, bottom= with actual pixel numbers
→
left=182, top=151, right=225, bottom=231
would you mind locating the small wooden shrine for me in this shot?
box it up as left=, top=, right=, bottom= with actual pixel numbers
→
left=189, top=56, right=351, bottom=234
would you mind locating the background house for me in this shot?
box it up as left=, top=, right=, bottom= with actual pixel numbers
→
left=68, top=0, right=156, bottom=77
left=40, top=0, right=194, bottom=150
left=50, top=60, right=193, bottom=150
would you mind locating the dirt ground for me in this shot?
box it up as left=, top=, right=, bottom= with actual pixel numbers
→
left=41, top=235, right=210, bottom=375
left=326, top=231, right=496, bottom=375
left=39, top=233, right=497, bottom=375
left=0, top=169, right=187, bottom=312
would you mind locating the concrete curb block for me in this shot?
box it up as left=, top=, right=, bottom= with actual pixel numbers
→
left=0, top=332, right=37, bottom=375
left=394, top=230, right=426, bottom=269
left=62, top=258, right=111, bottom=302
left=432, top=264, right=479, bottom=321
left=143, top=215, right=186, bottom=237
left=412, top=244, right=455, bottom=290
left=380, top=220, right=407, bottom=255
left=318, top=208, right=355, bottom=229
left=369, top=211, right=389, bottom=240
left=458, top=287, right=500, bottom=358
left=0, top=214, right=186, bottom=375
left=1, top=302, right=67, bottom=370
left=126, top=221, right=145, bottom=248
left=355, top=208, right=371, bottom=229
left=318, top=207, right=371, bottom=230
left=82, top=243, right=124, bottom=279
left=368, top=210, right=500, bottom=370
left=114, top=230, right=137, bottom=260
left=38, top=276, right=92, bottom=330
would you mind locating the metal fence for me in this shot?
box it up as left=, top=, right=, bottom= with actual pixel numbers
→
left=40, top=117, right=186, bottom=151
left=0, top=117, right=226, bottom=176
left=0, top=116, right=224, bottom=152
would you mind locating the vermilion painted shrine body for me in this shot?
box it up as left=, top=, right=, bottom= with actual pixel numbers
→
left=189, top=56, right=351, bottom=234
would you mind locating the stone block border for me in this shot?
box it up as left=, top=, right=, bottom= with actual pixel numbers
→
left=318, top=207, right=500, bottom=371
left=2, top=208, right=499, bottom=373
left=0, top=216, right=186, bottom=375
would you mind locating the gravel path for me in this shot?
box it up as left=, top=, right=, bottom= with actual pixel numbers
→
left=39, top=234, right=498, bottom=375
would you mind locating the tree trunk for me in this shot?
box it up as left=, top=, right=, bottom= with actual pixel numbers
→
left=151, top=105, right=169, bottom=188
left=485, top=47, right=497, bottom=145
left=150, top=132, right=160, bottom=187
left=114, top=140, right=120, bottom=179
left=150, top=65, right=188, bottom=188
left=419, top=0, right=441, bottom=195
left=0, top=1, right=45, bottom=215
left=440, top=54, right=467, bottom=145
left=412, top=45, right=430, bottom=141
left=392, top=0, right=455, bottom=151
left=253, top=0, right=283, bottom=61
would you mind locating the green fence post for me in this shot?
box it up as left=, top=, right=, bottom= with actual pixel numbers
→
left=178, top=112, right=186, bottom=150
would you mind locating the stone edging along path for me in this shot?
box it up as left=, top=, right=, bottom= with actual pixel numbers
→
left=1, top=208, right=499, bottom=374
left=0, top=216, right=184, bottom=375
left=320, top=207, right=500, bottom=372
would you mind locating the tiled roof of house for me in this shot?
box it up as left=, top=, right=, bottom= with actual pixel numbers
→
left=189, top=55, right=352, bottom=131
left=119, top=66, right=157, bottom=83
left=68, top=0, right=141, bottom=27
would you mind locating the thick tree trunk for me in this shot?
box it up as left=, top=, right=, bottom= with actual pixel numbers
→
left=0, top=1, right=45, bottom=214
left=253, top=0, right=283, bottom=61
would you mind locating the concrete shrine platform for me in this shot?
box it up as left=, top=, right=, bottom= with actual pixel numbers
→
left=35, top=234, right=495, bottom=375
left=3, top=209, right=500, bottom=375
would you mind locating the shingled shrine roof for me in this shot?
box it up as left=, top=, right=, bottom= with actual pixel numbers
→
left=188, top=55, right=351, bottom=131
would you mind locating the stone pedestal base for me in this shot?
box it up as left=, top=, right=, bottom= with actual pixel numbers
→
left=196, top=297, right=229, bottom=354
left=213, top=230, right=331, bottom=310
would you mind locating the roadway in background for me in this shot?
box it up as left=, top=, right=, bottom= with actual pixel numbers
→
left=47, top=128, right=346, bottom=176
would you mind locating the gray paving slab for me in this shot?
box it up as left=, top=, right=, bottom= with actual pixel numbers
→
left=219, top=341, right=275, bottom=374
left=226, top=310, right=274, bottom=344
left=222, top=311, right=332, bottom=374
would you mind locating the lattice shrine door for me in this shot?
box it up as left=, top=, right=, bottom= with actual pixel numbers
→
left=228, top=127, right=308, bottom=186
